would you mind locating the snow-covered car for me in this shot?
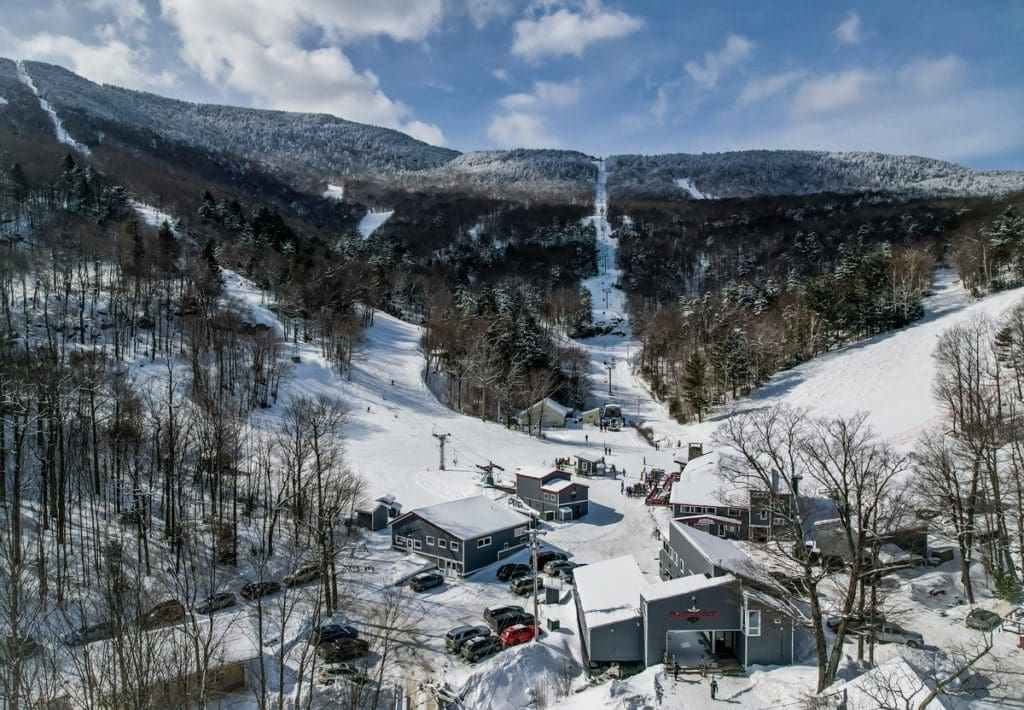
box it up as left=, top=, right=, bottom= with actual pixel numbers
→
left=317, top=638, right=370, bottom=662
left=140, top=600, right=186, bottom=629
left=284, top=563, right=321, bottom=587
left=196, top=592, right=236, bottom=615
left=409, top=571, right=444, bottom=592
left=864, top=623, right=923, bottom=648
left=826, top=612, right=885, bottom=633
left=965, top=608, right=1002, bottom=631
left=461, top=634, right=503, bottom=663
left=316, top=662, right=369, bottom=686
left=241, top=581, right=282, bottom=600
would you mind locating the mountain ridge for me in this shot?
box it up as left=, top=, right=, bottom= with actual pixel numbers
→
left=3, top=57, right=1024, bottom=200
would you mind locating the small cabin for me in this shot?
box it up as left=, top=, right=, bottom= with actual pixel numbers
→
left=575, top=453, right=607, bottom=477
left=355, top=501, right=390, bottom=531
left=516, top=397, right=571, bottom=429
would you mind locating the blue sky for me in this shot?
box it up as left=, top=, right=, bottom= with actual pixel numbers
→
left=1, top=1, right=1023, bottom=168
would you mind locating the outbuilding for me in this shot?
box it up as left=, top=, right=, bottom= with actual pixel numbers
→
left=515, top=466, right=589, bottom=520
left=355, top=501, right=390, bottom=531
left=516, top=397, right=571, bottom=429
left=574, top=453, right=607, bottom=477
left=391, top=495, right=532, bottom=576
left=574, top=555, right=647, bottom=666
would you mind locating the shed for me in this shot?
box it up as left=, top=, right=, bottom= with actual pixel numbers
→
left=574, top=453, right=607, bottom=477
left=581, top=407, right=602, bottom=425
left=375, top=494, right=402, bottom=518
left=355, top=501, right=390, bottom=531
left=516, top=397, right=571, bottom=429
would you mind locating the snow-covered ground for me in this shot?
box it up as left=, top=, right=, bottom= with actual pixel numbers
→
left=16, top=60, right=91, bottom=156
left=358, top=210, right=394, bottom=239
left=675, top=177, right=713, bottom=200
left=322, top=183, right=345, bottom=200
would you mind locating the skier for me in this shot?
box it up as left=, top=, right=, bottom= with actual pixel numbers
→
left=710, top=677, right=718, bottom=700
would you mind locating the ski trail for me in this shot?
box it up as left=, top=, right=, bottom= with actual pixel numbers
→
left=16, top=61, right=91, bottom=156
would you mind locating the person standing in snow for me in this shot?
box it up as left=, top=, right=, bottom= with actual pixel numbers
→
left=710, top=677, right=718, bottom=700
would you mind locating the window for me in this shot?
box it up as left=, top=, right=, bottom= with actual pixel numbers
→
left=450, top=542, right=460, bottom=552
left=705, top=507, right=716, bottom=514
left=426, top=536, right=435, bottom=546
left=746, top=610, right=761, bottom=637
left=413, top=540, right=422, bottom=550
left=438, top=539, right=447, bottom=549
left=759, top=510, right=769, bottom=520
left=728, top=508, right=741, bottom=517
left=477, top=537, right=492, bottom=548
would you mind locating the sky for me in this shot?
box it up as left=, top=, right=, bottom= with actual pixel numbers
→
left=1, top=0, right=1023, bottom=169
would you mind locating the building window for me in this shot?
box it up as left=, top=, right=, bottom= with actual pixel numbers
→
left=759, top=510, right=769, bottom=520
left=450, top=542, right=460, bottom=552
left=477, top=537, right=492, bottom=548
left=705, top=507, right=716, bottom=514
left=746, top=610, right=761, bottom=637
left=413, top=540, right=422, bottom=550
left=728, top=508, right=741, bottom=517
left=426, top=536, right=435, bottom=546
left=438, top=539, right=447, bottom=549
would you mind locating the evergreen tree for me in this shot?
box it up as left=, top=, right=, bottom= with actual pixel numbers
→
left=682, top=350, right=711, bottom=422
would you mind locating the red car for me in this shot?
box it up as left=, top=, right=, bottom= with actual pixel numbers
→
left=500, top=623, right=536, bottom=646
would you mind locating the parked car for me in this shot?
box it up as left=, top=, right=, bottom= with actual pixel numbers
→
left=308, top=623, right=359, bottom=645
left=499, top=623, right=536, bottom=646
left=864, top=623, right=924, bottom=648
left=318, top=638, right=370, bottom=662
left=460, top=634, right=503, bottom=663
left=1, top=635, right=43, bottom=662
left=316, top=662, right=369, bottom=686
left=241, top=581, right=282, bottom=601
left=141, top=600, right=186, bottom=629
left=285, top=563, right=322, bottom=588
left=196, top=592, right=236, bottom=615
left=65, top=622, right=116, bottom=646
left=925, top=546, right=956, bottom=567
left=543, top=560, right=575, bottom=575
left=966, top=608, right=1002, bottom=631
left=496, top=563, right=531, bottom=582
left=532, top=551, right=567, bottom=568
left=483, top=605, right=524, bottom=626
left=826, top=612, right=886, bottom=633
left=558, top=568, right=576, bottom=584
left=445, top=625, right=491, bottom=653
left=410, top=571, right=445, bottom=593
left=488, top=610, right=535, bottom=633
left=510, top=576, right=545, bottom=596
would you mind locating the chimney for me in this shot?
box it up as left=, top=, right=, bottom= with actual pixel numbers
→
left=771, top=468, right=780, bottom=492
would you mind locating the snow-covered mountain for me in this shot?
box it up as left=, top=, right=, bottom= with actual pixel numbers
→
left=607, top=150, right=1024, bottom=199
left=3, top=57, right=1023, bottom=199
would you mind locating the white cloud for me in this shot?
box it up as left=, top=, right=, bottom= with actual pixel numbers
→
left=650, top=84, right=669, bottom=124
left=87, top=0, right=149, bottom=39
left=511, top=1, right=644, bottom=62
left=492, top=68, right=510, bottom=82
left=3, top=31, right=176, bottom=89
left=791, top=69, right=876, bottom=115
left=159, top=0, right=445, bottom=144
left=900, top=54, right=966, bottom=95
left=487, top=110, right=558, bottom=147
left=466, top=0, right=514, bottom=29
left=834, top=10, right=863, bottom=44
left=498, top=79, right=581, bottom=109
left=684, top=33, right=753, bottom=89
left=736, top=69, right=806, bottom=107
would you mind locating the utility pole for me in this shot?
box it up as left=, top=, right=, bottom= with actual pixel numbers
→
left=604, top=359, right=614, bottom=395
left=528, top=525, right=545, bottom=643
left=432, top=432, right=449, bottom=470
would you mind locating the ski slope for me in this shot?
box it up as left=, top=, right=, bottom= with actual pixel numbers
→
left=16, top=61, right=91, bottom=156
left=358, top=209, right=394, bottom=239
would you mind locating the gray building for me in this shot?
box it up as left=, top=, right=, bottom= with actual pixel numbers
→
left=659, top=520, right=779, bottom=589
left=515, top=466, right=589, bottom=520
left=354, top=501, right=390, bottom=531
left=391, top=496, right=531, bottom=576
left=573, top=556, right=646, bottom=665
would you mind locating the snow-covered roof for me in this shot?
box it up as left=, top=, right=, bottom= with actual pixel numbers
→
left=401, top=495, right=530, bottom=540
left=672, top=521, right=775, bottom=588
left=574, top=555, right=647, bottom=629
left=575, top=452, right=603, bottom=463
left=642, top=573, right=737, bottom=602
left=524, top=397, right=571, bottom=416
left=542, top=478, right=585, bottom=493
left=840, top=657, right=952, bottom=709
left=668, top=450, right=748, bottom=507
left=356, top=501, right=389, bottom=514
left=376, top=494, right=397, bottom=505
left=515, top=465, right=565, bottom=481
left=675, top=513, right=743, bottom=526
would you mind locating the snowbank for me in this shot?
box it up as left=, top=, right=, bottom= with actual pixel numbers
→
left=358, top=210, right=394, bottom=239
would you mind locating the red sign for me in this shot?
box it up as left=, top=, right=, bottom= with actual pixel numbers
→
left=670, top=609, right=719, bottom=624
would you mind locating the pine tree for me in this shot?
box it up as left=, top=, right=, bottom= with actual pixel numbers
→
left=682, top=350, right=711, bottom=422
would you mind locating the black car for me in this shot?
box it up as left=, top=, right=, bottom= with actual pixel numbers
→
left=461, top=634, right=503, bottom=663
left=410, top=571, right=444, bottom=593
left=487, top=610, right=535, bottom=633
left=1, top=635, right=43, bottom=662
left=826, top=611, right=886, bottom=633
left=64, top=622, right=116, bottom=646
left=318, top=637, right=370, bottom=662
left=965, top=608, right=1002, bottom=631
left=196, top=592, right=236, bottom=615
left=241, top=581, right=282, bottom=601
left=496, top=563, right=531, bottom=582
left=308, top=623, right=359, bottom=645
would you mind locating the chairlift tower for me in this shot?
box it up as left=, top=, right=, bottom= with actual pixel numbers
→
left=432, top=432, right=449, bottom=470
